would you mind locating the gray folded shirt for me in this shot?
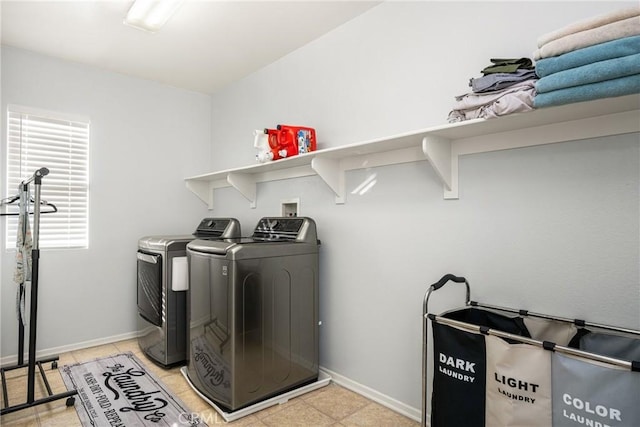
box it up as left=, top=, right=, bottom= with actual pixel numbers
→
left=470, top=69, right=537, bottom=93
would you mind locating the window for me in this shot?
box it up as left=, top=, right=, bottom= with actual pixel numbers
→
left=5, top=106, right=89, bottom=249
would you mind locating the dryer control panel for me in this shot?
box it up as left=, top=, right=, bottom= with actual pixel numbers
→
left=194, top=218, right=241, bottom=239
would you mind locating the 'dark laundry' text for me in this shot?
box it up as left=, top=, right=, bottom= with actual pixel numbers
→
left=438, top=353, right=476, bottom=383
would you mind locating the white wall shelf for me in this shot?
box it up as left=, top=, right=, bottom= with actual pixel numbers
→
left=186, top=94, right=639, bottom=208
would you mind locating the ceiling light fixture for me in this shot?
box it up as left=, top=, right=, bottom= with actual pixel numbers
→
left=124, top=0, right=184, bottom=33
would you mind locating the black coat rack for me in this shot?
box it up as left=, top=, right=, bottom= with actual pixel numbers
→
left=0, top=168, right=77, bottom=416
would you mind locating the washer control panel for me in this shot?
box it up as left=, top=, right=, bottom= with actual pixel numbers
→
left=252, top=217, right=308, bottom=241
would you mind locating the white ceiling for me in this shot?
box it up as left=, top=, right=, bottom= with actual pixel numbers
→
left=1, top=1, right=380, bottom=94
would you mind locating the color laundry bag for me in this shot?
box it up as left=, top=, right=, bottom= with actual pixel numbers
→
left=552, top=352, right=640, bottom=427
left=485, top=334, right=552, bottom=426
left=577, top=331, right=640, bottom=362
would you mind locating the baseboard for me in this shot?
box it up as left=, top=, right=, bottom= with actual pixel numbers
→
left=319, top=366, right=421, bottom=422
left=0, top=331, right=139, bottom=366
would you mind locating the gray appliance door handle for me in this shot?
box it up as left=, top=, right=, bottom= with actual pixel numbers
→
left=137, top=252, right=159, bottom=264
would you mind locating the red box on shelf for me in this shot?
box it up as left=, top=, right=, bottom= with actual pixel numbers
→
left=276, top=125, right=317, bottom=155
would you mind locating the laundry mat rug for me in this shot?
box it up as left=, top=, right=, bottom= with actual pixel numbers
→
left=59, top=351, right=206, bottom=426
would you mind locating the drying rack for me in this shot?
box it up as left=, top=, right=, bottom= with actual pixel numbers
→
left=422, top=274, right=640, bottom=427
left=0, top=168, right=77, bottom=416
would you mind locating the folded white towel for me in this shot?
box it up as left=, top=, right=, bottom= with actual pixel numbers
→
left=533, top=15, right=640, bottom=60
left=537, top=6, right=640, bottom=47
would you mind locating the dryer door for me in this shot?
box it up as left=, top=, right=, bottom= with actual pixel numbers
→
left=137, top=251, right=163, bottom=326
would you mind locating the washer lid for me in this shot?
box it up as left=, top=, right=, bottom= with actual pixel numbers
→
left=187, top=238, right=238, bottom=254
left=138, top=235, right=195, bottom=251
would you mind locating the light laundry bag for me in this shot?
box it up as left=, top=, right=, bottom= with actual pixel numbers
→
left=523, top=316, right=578, bottom=346
left=485, top=334, right=552, bottom=426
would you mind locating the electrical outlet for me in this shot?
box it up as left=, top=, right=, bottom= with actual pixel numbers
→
left=281, top=198, right=300, bottom=217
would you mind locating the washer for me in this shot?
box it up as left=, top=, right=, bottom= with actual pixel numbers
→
left=185, top=217, right=320, bottom=411
left=137, top=218, right=241, bottom=367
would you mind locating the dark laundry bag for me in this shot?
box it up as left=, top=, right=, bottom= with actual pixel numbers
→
left=443, top=307, right=532, bottom=339
left=431, top=322, right=487, bottom=427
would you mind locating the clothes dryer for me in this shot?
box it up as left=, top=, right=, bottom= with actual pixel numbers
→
left=137, top=218, right=240, bottom=367
left=185, top=217, right=320, bottom=411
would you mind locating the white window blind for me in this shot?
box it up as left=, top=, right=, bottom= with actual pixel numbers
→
left=5, top=107, right=90, bottom=249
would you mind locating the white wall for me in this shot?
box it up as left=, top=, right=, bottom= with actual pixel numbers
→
left=206, top=1, right=640, bottom=416
left=1, top=46, right=211, bottom=356
left=0, top=0, right=637, bottom=419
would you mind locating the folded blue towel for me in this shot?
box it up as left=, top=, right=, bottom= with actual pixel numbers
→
left=534, top=74, right=640, bottom=108
left=535, top=35, right=640, bottom=77
left=536, top=53, right=640, bottom=93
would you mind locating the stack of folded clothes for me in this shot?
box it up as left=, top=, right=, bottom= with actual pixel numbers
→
left=448, top=58, right=539, bottom=122
left=533, top=6, right=640, bottom=108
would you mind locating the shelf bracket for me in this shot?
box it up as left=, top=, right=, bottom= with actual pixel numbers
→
left=186, top=180, right=214, bottom=209
left=311, top=157, right=345, bottom=204
left=227, top=172, right=257, bottom=208
left=422, top=135, right=458, bottom=199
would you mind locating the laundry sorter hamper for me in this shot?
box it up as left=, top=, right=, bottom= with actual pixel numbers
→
left=422, top=274, right=640, bottom=427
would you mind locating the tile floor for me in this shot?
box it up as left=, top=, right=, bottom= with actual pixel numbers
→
left=0, top=339, right=419, bottom=426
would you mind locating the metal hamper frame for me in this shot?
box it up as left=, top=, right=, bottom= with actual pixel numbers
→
left=422, top=273, right=640, bottom=427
